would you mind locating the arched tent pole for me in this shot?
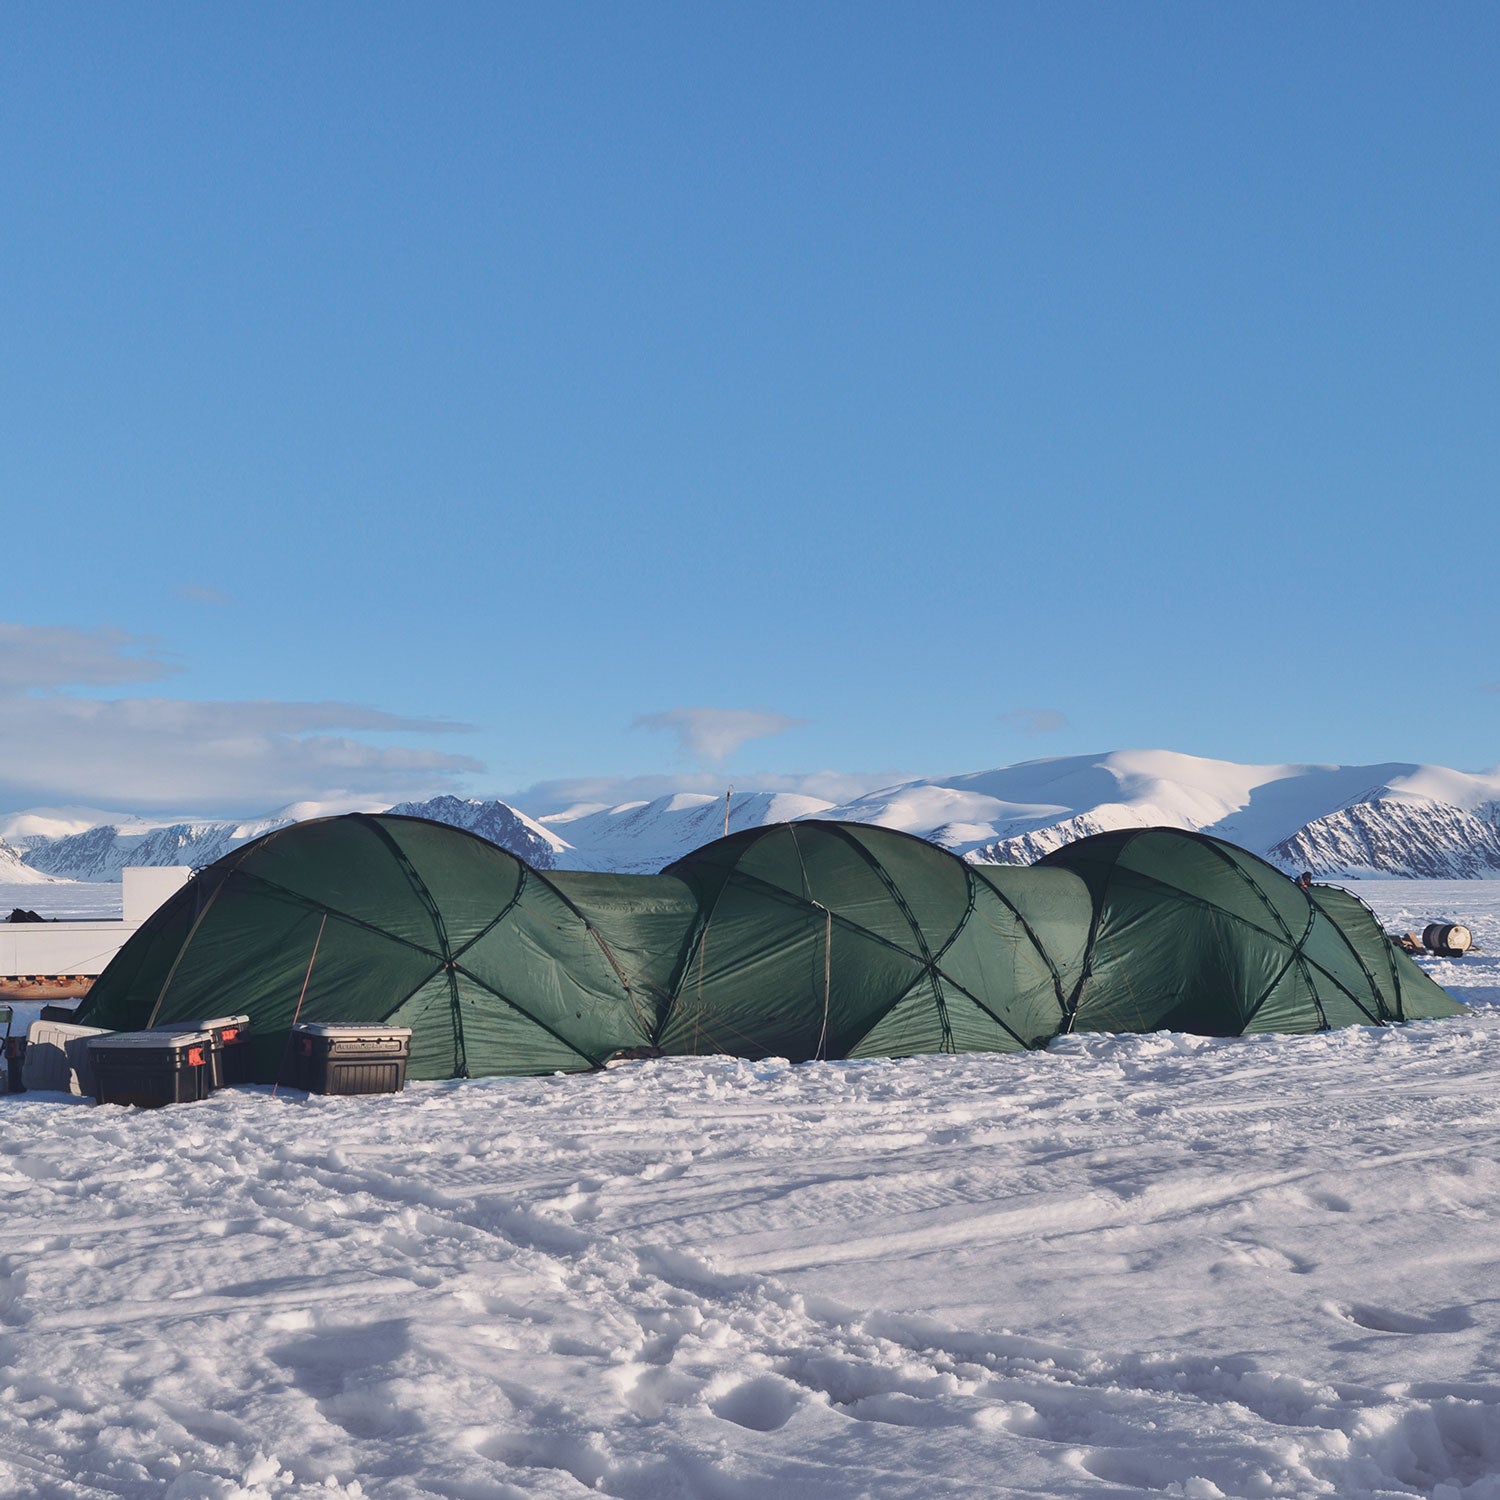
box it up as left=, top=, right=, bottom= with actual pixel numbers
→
left=785, top=827, right=837, bottom=1059
left=518, top=868, right=657, bottom=1042
left=668, top=824, right=1040, bottom=1058
left=965, top=866, right=1074, bottom=1030
left=353, top=815, right=469, bottom=1077
left=1186, top=833, right=1334, bottom=1030
left=144, top=875, right=225, bottom=1028
left=1051, top=830, right=1385, bottom=1032
left=659, top=826, right=779, bottom=1054
left=1306, top=883, right=1405, bottom=1022
left=819, top=824, right=955, bottom=1051
left=1139, top=832, right=1383, bottom=1029
left=142, top=824, right=297, bottom=1027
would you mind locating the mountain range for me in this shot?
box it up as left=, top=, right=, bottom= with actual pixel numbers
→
left=5, top=750, right=1500, bottom=884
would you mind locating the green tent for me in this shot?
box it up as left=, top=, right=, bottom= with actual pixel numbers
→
left=80, top=814, right=698, bottom=1081
left=77, top=813, right=1462, bottom=1081
left=659, top=820, right=1095, bottom=1060
left=1038, top=827, right=1463, bottom=1034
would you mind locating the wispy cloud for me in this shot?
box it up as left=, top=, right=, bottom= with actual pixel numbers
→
left=0, top=619, right=480, bottom=814
left=178, top=584, right=233, bottom=606
left=0, top=622, right=178, bottom=690
left=0, top=695, right=480, bottom=813
left=511, top=769, right=911, bottom=817
left=1000, top=707, right=1070, bottom=736
left=633, top=707, right=806, bottom=763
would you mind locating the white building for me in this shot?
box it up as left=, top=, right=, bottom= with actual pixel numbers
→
left=0, top=868, right=193, bottom=997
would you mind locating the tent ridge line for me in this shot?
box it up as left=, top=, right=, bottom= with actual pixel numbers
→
left=231, top=867, right=447, bottom=962
left=967, top=866, right=1073, bottom=1024
left=796, top=823, right=956, bottom=1051
left=448, top=961, right=617, bottom=1069
left=1307, top=886, right=1400, bottom=1023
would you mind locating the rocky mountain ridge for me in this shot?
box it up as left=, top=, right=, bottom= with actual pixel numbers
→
left=8, top=751, right=1500, bottom=882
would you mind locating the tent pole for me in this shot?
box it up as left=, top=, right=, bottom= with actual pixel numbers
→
left=271, top=911, right=328, bottom=1098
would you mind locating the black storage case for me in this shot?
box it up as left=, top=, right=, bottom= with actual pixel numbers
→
left=288, top=1023, right=412, bottom=1096
left=88, top=1030, right=214, bottom=1107
left=153, top=1015, right=252, bottom=1087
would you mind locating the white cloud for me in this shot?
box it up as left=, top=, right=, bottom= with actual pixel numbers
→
left=633, top=707, right=805, bottom=763
left=1000, top=708, right=1070, bottom=736
left=511, top=768, right=912, bottom=817
left=0, top=621, right=484, bottom=813
left=178, top=584, right=233, bottom=606
left=0, top=622, right=178, bottom=689
left=0, top=691, right=480, bottom=814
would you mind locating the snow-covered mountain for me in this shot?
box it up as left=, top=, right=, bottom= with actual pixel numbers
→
left=823, top=751, right=1500, bottom=877
left=536, top=790, right=836, bottom=874
left=0, top=837, right=58, bottom=884
left=384, top=795, right=566, bottom=870
left=10, top=750, right=1500, bottom=880
left=10, top=799, right=389, bottom=882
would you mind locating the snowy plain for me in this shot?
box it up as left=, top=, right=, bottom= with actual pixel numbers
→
left=2, top=880, right=1499, bottom=1499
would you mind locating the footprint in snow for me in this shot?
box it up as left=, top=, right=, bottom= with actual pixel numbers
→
left=1332, top=1302, right=1474, bottom=1335
left=708, top=1374, right=803, bottom=1432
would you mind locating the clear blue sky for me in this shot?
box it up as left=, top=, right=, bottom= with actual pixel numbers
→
left=4, top=3, right=1497, bottom=814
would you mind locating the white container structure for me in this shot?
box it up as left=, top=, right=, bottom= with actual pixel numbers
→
left=1, top=868, right=193, bottom=1000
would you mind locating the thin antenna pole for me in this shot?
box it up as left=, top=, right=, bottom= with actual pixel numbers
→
left=723, top=785, right=733, bottom=837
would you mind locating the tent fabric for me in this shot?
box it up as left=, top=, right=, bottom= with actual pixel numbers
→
left=77, top=814, right=1464, bottom=1081
left=80, top=814, right=699, bottom=1081
left=659, top=823, right=1096, bottom=1061
left=1037, top=828, right=1465, bottom=1035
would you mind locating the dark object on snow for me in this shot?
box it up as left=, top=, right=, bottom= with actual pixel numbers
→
left=605, top=1045, right=666, bottom=1066
left=39, top=1002, right=82, bottom=1022
left=4, top=1034, right=25, bottom=1094
left=1423, top=922, right=1473, bottom=957
left=88, top=1030, right=213, bottom=1107
left=286, top=1023, right=411, bottom=1096
left=5, top=908, right=44, bottom=923
left=152, top=1015, right=251, bottom=1088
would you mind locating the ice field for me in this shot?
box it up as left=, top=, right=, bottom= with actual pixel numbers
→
left=2, top=879, right=1499, bottom=1498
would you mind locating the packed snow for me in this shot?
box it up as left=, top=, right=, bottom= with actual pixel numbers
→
left=1, top=879, right=122, bottom=922
left=3, top=882, right=1500, bottom=1498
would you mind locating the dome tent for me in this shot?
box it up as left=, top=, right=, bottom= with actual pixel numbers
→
left=658, top=821, right=1095, bottom=1060
left=79, top=814, right=700, bottom=1080
left=1039, top=827, right=1462, bottom=1035
left=78, top=814, right=1463, bottom=1083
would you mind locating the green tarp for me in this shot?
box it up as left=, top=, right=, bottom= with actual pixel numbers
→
left=78, top=814, right=1463, bottom=1080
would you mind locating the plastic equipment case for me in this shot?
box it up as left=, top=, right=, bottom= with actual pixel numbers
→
left=288, top=1023, right=412, bottom=1096
left=22, top=1020, right=113, bottom=1095
left=88, top=1030, right=214, bottom=1107
left=153, top=1015, right=252, bottom=1087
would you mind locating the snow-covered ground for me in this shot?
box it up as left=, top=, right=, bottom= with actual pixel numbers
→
left=3, top=882, right=1500, bottom=1498
left=1, top=879, right=122, bottom=921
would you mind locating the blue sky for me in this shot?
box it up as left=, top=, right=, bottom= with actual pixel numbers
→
left=4, top=4, right=1497, bottom=815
